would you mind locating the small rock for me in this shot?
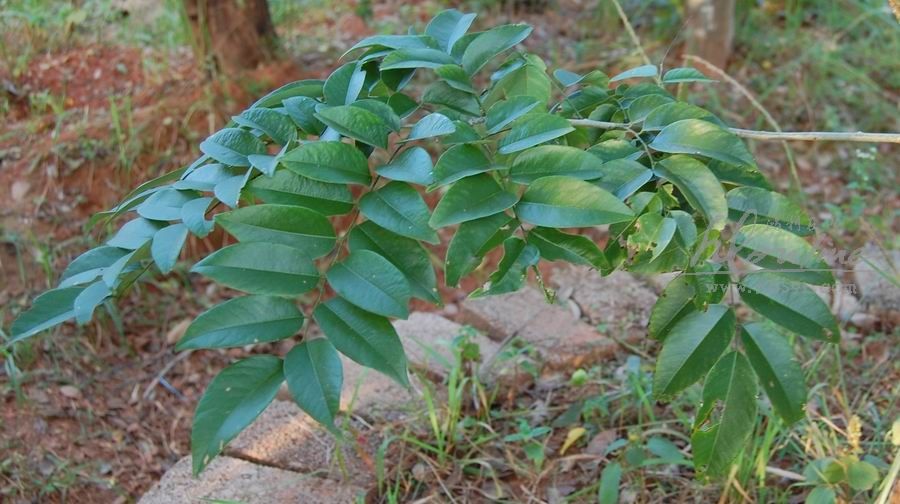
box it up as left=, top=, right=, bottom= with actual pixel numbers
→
left=11, top=180, right=30, bottom=202
left=59, top=385, right=81, bottom=399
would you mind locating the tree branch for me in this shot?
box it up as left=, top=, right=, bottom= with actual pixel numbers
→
left=568, top=119, right=900, bottom=144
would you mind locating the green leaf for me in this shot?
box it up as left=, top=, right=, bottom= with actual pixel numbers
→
left=649, top=274, right=697, bottom=341
left=248, top=154, right=278, bottom=177
left=461, top=24, right=532, bottom=75
left=653, top=304, right=735, bottom=399
left=247, top=170, right=353, bottom=215
left=344, top=34, right=438, bottom=55
left=727, top=187, right=811, bottom=235
left=406, top=112, right=456, bottom=141
left=592, top=159, right=653, bottom=199
left=106, top=217, right=165, bottom=250
left=597, top=462, right=622, bottom=504
left=846, top=460, right=879, bottom=491
left=510, top=145, right=605, bottom=183
left=349, top=221, right=440, bottom=304
left=626, top=94, right=674, bottom=123
left=553, top=69, right=583, bottom=87
left=177, top=296, right=304, bottom=350
left=691, top=352, right=758, bottom=476
left=610, top=64, right=658, bottom=82
left=516, top=176, right=633, bottom=227
left=181, top=197, right=215, bottom=238
left=151, top=223, right=188, bottom=274
left=381, top=48, right=456, bottom=70
left=233, top=108, right=297, bottom=146
left=485, top=96, right=541, bottom=134
left=191, top=355, right=283, bottom=475
left=137, top=188, right=197, bottom=221
left=445, top=212, right=515, bottom=287
left=199, top=128, right=267, bottom=167
left=284, top=338, right=342, bottom=431
left=434, top=64, right=475, bottom=94
left=351, top=99, right=402, bottom=132
left=650, top=119, right=755, bottom=167
left=740, top=323, right=807, bottom=424
left=387, top=92, right=419, bottom=118
left=192, top=242, right=319, bottom=296
left=323, top=62, right=366, bottom=106
left=588, top=139, right=643, bottom=163
left=805, top=486, right=836, bottom=504
left=423, top=81, right=481, bottom=116
left=213, top=171, right=251, bottom=209
left=251, top=78, right=323, bottom=108
left=174, top=163, right=241, bottom=191
left=708, top=159, right=772, bottom=189
left=739, top=272, right=840, bottom=342
left=483, top=54, right=552, bottom=108
left=9, top=287, right=84, bottom=343
left=359, top=182, right=439, bottom=244
left=429, top=174, right=518, bottom=228
left=431, top=144, right=493, bottom=187
left=733, top=224, right=833, bottom=285
left=655, top=155, right=728, bottom=231
left=281, top=141, right=371, bottom=186
left=216, top=204, right=336, bottom=258
left=662, top=67, right=715, bottom=84
left=73, top=281, right=111, bottom=324
left=627, top=213, right=677, bottom=261
left=376, top=147, right=434, bottom=185
left=498, top=114, right=574, bottom=154
left=282, top=96, right=325, bottom=135
left=326, top=250, right=411, bottom=318
left=316, top=105, right=391, bottom=149
left=425, top=9, right=476, bottom=52
left=470, top=237, right=540, bottom=298
left=443, top=120, right=480, bottom=144
left=314, top=297, right=409, bottom=386
left=643, top=102, right=723, bottom=131
left=527, top=227, right=607, bottom=270
left=59, top=246, right=130, bottom=287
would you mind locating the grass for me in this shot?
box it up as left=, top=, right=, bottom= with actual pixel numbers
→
left=361, top=323, right=898, bottom=502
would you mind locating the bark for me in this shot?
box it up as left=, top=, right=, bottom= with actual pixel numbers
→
left=684, top=0, right=736, bottom=70
left=183, top=0, right=278, bottom=74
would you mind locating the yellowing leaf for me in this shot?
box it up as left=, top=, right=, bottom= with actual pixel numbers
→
left=560, top=427, right=587, bottom=455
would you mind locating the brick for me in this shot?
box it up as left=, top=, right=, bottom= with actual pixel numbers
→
left=139, top=455, right=364, bottom=504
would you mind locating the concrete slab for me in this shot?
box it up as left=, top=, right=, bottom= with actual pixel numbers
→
left=139, top=455, right=364, bottom=504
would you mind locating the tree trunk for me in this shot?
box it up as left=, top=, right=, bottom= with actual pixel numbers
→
left=684, top=0, right=735, bottom=70
left=183, top=0, right=278, bottom=75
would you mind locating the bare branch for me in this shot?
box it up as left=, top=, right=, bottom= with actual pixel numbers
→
left=568, top=119, right=900, bottom=144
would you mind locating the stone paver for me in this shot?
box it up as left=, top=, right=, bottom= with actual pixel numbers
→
left=139, top=455, right=364, bottom=504
left=225, top=313, right=499, bottom=486
left=552, top=267, right=658, bottom=333
left=460, top=287, right=620, bottom=370
left=396, top=312, right=500, bottom=374
left=225, top=399, right=377, bottom=486
left=853, top=245, right=900, bottom=318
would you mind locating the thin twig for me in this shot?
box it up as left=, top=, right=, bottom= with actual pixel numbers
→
left=568, top=119, right=900, bottom=144
left=684, top=54, right=804, bottom=202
